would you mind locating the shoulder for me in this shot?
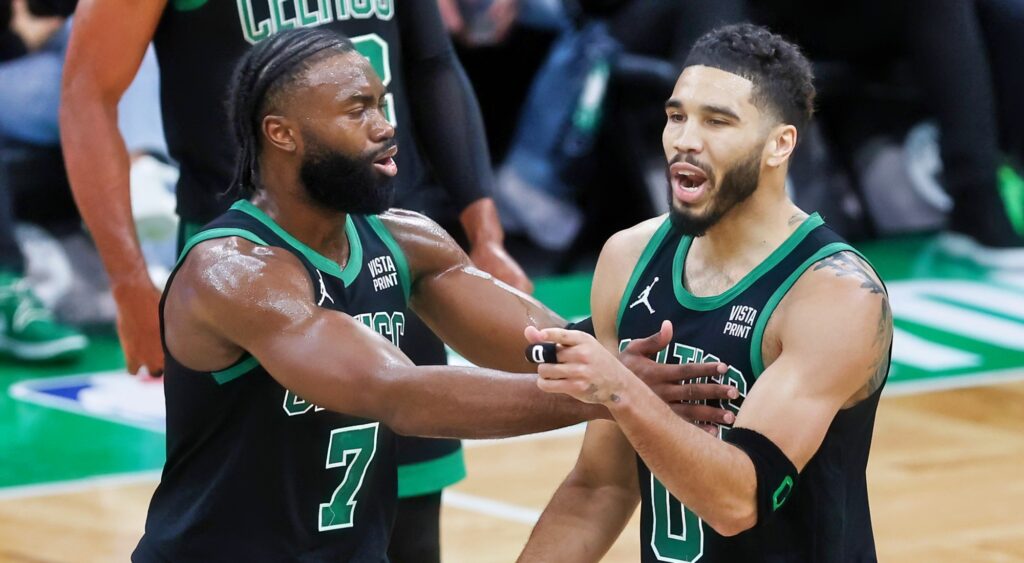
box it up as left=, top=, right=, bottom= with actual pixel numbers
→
left=172, top=236, right=315, bottom=319
left=776, top=250, right=890, bottom=359
left=594, top=215, right=670, bottom=289
left=376, top=208, right=468, bottom=278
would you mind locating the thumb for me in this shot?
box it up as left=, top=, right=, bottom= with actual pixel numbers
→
left=624, top=320, right=673, bottom=356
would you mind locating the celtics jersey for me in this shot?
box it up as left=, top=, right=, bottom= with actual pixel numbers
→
left=153, top=0, right=430, bottom=223
left=134, top=200, right=412, bottom=562
left=617, top=214, right=885, bottom=563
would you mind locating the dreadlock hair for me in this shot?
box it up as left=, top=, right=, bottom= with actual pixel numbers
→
left=684, top=24, right=815, bottom=133
left=228, top=28, right=355, bottom=196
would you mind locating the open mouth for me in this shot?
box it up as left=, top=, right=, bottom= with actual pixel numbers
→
left=372, top=145, right=399, bottom=177
left=670, top=161, right=710, bottom=203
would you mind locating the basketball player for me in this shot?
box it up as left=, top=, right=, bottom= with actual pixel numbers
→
left=520, top=24, right=891, bottom=562
left=130, top=29, right=737, bottom=561
left=60, top=2, right=529, bottom=559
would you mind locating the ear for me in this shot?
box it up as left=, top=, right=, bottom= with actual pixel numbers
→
left=262, top=115, right=298, bottom=153
left=763, top=124, right=798, bottom=168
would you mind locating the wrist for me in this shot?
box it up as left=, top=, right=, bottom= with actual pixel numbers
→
left=605, top=373, right=649, bottom=417
left=460, top=198, right=505, bottom=246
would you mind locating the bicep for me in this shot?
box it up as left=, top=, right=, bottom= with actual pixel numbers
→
left=63, top=0, right=165, bottom=100
left=734, top=275, right=890, bottom=470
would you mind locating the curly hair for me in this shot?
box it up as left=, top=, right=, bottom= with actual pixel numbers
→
left=684, top=23, right=815, bottom=131
left=227, top=28, right=355, bottom=196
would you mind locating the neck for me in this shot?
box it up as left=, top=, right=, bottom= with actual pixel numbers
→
left=691, top=175, right=803, bottom=266
left=252, top=165, right=350, bottom=265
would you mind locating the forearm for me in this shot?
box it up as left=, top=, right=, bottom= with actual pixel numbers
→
left=383, top=364, right=602, bottom=438
left=60, top=89, right=149, bottom=290
left=405, top=51, right=496, bottom=211
left=609, top=379, right=756, bottom=534
left=519, top=477, right=636, bottom=562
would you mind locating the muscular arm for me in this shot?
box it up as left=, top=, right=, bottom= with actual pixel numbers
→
left=166, top=237, right=603, bottom=438
left=383, top=210, right=560, bottom=373
left=541, top=251, right=892, bottom=536
left=60, top=0, right=166, bottom=374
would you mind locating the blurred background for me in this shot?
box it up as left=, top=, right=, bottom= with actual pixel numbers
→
left=1, top=0, right=1023, bottom=561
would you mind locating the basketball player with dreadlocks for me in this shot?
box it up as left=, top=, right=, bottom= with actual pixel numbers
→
left=128, top=28, right=737, bottom=561
left=520, top=24, right=891, bottom=562
left=60, top=3, right=529, bottom=559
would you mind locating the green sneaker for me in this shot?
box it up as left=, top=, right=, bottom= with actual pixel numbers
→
left=0, top=272, right=88, bottom=361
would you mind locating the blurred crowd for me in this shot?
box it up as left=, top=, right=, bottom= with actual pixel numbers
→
left=1, top=0, right=1022, bottom=363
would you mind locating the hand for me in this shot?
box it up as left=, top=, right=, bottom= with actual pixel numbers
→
left=469, top=240, right=534, bottom=294
left=527, top=325, right=632, bottom=405
left=620, top=321, right=738, bottom=433
left=462, top=198, right=533, bottom=293
left=111, top=276, right=165, bottom=376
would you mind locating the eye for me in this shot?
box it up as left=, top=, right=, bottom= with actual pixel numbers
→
left=706, top=118, right=728, bottom=127
left=668, top=112, right=685, bottom=123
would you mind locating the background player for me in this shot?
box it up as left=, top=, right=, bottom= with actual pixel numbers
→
left=520, top=24, right=891, bottom=562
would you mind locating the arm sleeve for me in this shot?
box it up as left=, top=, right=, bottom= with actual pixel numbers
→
left=398, top=1, right=495, bottom=212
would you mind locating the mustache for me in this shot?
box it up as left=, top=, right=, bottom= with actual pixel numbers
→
left=369, top=141, right=398, bottom=162
left=669, top=153, right=716, bottom=185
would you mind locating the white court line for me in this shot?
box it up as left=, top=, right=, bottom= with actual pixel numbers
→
left=883, top=367, right=1024, bottom=397
left=444, top=490, right=541, bottom=525
left=0, top=470, right=161, bottom=501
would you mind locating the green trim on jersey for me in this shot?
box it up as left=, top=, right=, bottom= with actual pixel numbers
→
left=749, top=241, right=860, bottom=376
left=211, top=354, right=260, bottom=385
left=616, top=217, right=674, bottom=332
left=171, top=0, right=207, bottom=11
left=673, top=213, right=825, bottom=311
left=231, top=200, right=364, bottom=287
left=365, top=215, right=412, bottom=304
left=396, top=448, right=467, bottom=498
left=176, top=227, right=270, bottom=266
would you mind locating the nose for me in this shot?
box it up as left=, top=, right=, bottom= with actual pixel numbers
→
left=369, top=108, right=394, bottom=143
left=671, top=120, right=703, bottom=155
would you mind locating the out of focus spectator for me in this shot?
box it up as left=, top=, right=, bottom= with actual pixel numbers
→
left=0, top=0, right=86, bottom=360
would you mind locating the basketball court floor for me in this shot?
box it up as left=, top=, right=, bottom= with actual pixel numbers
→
left=1, top=233, right=1023, bottom=562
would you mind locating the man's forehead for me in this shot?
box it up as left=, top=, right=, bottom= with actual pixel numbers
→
left=299, top=51, right=382, bottom=98
left=669, top=65, right=756, bottom=112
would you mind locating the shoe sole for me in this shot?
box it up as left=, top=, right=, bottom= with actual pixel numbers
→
left=0, top=334, right=88, bottom=361
left=938, top=232, right=1024, bottom=270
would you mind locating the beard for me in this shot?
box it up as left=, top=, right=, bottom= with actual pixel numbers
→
left=667, top=149, right=761, bottom=237
left=299, top=134, right=396, bottom=215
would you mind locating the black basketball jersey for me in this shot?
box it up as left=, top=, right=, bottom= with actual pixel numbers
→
left=617, top=214, right=885, bottom=563
left=134, top=200, right=412, bottom=562
left=153, top=0, right=432, bottom=223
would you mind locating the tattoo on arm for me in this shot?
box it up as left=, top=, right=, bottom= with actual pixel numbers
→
left=814, top=252, right=892, bottom=394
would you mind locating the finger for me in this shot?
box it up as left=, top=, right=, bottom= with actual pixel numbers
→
left=623, top=320, right=673, bottom=357
left=671, top=404, right=736, bottom=426
left=126, top=354, right=140, bottom=376
left=536, top=327, right=590, bottom=346
left=673, top=362, right=729, bottom=382
left=537, top=363, right=587, bottom=381
left=525, top=342, right=558, bottom=364
left=524, top=325, right=545, bottom=344
left=536, top=376, right=578, bottom=397
left=666, top=383, right=740, bottom=402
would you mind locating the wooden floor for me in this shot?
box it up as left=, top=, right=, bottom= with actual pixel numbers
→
left=2, top=381, right=1024, bottom=562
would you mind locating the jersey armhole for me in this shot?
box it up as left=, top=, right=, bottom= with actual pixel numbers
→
left=615, top=218, right=674, bottom=334
left=174, top=227, right=271, bottom=384
left=365, top=215, right=412, bottom=305
left=749, top=242, right=866, bottom=377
